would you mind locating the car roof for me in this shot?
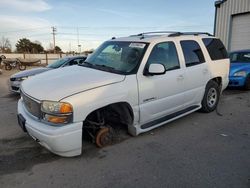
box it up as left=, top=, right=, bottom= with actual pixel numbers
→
left=110, top=32, right=216, bottom=43
left=230, top=49, right=250, bottom=53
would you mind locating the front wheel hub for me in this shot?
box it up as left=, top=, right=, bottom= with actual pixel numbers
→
left=95, top=127, right=114, bottom=147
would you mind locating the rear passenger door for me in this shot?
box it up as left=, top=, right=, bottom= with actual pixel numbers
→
left=180, top=40, right=211, bottom=107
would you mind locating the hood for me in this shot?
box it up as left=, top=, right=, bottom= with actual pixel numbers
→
left=230, top=62, right=250, bottom=76
left=21, top=65, right=125, bottom=101
left=11, top=67, right=51, bottom=78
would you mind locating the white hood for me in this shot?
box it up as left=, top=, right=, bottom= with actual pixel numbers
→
left=21, top=65, right=125, bottom=101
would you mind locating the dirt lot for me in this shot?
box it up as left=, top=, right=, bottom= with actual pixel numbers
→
left=0, top=68, right=249, bottom=188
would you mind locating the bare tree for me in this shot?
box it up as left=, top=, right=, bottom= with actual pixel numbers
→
left=0, top=37, right=11, bottom=53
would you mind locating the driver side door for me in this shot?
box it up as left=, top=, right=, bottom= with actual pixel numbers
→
left=137, top=41, right=186, bottom=127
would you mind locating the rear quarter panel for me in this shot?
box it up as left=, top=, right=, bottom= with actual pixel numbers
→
left=208, top=59, right=230, bottom=90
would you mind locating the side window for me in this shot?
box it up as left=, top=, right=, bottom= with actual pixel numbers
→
left=180, top=40, right=205, bottom=67
left=67, top=59, right=79, bottom=66
left=67, top=58, right=85, bottom=66
left=202, top=38, right=228, bottom=60
left=147, top=42, right=180, bottom=71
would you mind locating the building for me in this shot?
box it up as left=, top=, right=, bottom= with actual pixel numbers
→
left=214, top=0, right=250, bottom=52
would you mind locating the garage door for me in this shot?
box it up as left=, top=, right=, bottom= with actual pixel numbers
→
left=230, top=13, right=250, bottom=51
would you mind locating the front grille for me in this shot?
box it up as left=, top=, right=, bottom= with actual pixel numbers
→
left=21, top=91, right=41, bottom=118
left=11, top=86, right=19, bottom=91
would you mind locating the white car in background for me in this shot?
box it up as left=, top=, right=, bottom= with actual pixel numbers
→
left=17, top=32, right=229, bottom=157
left=10, top=56, right=86, bottom=93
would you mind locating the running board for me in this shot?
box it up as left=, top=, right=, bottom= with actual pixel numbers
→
left=141, top=105, right=200, bottom=129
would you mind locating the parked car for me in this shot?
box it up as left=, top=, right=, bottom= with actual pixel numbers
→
left=10, top=56, right=87, bottom=93
left=17, top=32, right=229, bottom=157
left=228, top=49, right=250, bottom=90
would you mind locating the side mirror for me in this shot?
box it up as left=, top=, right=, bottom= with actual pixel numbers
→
left=145, top=63, right=165, bottom=76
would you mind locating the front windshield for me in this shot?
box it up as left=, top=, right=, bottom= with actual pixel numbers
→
left=84, top=41, right=148, bottom=74
left=47, top=58, right=69, bottom=68
left=230, top=52, right=250, bottom=63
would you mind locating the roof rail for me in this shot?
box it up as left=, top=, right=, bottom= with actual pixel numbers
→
left=136, top=31, right=179, bottom=36
left=130, top=31, right=180, bottom=39
left=168, top=32, right=213, bottom=37
left=129, top=31, right=213, bottom=39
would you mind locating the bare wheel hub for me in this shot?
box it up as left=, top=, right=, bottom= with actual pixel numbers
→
left=95, top=127, right=115, bottom=147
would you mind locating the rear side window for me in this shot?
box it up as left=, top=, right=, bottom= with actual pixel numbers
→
left=202, top=38, right=228, bottom=60
left=180, top=40, right=205, bottom=67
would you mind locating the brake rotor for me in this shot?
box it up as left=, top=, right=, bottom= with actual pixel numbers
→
left=95, top=127, right=114, bottom=147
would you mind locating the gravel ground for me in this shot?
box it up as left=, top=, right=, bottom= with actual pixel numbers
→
left=0, top=68, right=249, bottom=188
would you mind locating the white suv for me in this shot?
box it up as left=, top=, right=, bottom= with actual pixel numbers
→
left=17, top=32, right=229, bottom=157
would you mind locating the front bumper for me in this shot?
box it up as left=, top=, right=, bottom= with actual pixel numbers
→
left=17, top=99, right=83, bottom=157
left=228, top=76, right=246, bottom=87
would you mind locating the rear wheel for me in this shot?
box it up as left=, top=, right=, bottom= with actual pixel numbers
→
left=200, top=80, right=220, bottom=113
left=244, top=75, right=250, bottom=90
left=18, top=62, right=26, bottom=71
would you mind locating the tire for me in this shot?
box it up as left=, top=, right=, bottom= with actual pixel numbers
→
left=18, top=63, right=26, bottom=71
left=244, top=75, right=250, bottom=90
left=5, top=64, right=12, bottom=71
left=200, top=80, right=220, bottom=113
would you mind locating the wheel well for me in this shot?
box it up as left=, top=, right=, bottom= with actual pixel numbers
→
left=84, top=102, right=134, bottom=129
left=210, top=77, right=222, bottom=86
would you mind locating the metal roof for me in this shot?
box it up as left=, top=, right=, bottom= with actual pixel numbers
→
left=215, top=0, right=228, bottom=8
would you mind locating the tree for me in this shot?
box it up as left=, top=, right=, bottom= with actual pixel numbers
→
left=16, top=38, right=44, bottom=53
left=16, top=38, right=32, bottom=53
left=55, top=46, right=62, bottom=53
left=31, top=41, right=44, bottom=53
left=46, top=44, right=62, bottom=53
left=0, top=37, right=11, bottom=53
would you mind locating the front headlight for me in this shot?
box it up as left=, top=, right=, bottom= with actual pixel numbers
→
left=41, top=101, right=73, bottom=124
left=233, top=71, right=247, bottom=77
left=16, top=76, right=29, bottom=81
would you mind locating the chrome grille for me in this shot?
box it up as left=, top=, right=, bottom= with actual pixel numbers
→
left=21, top=91, right=41, bottom=118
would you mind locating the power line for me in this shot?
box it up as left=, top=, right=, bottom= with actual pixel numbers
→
left=0, top=27, right=50, bottom=34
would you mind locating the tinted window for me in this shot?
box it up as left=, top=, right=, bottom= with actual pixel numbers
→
left=202, top=38, right=228, bottom=60
left=230, top=52, right=250, bottom=63
left=147, top=42, right=180, bottom=71
left=181, top=40, right=205, bottom=67
left=67, top=58, right=86, bottom=66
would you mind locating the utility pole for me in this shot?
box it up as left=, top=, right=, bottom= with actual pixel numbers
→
left=77, top=27, right=81, bottom=54
left=51, top=26, right=57, bottom=53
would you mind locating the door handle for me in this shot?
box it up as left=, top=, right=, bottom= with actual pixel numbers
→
left=177, top=75, right=184, bottom=80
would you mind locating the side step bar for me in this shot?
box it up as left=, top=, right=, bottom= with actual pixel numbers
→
left=141, top=105, right=199, bottom=129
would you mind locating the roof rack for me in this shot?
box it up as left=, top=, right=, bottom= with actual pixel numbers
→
left=130, top=31, right=213, bottom=39
left=130, top=31, right=180, bottom=39
left=168, top=32, right=213, bottom=37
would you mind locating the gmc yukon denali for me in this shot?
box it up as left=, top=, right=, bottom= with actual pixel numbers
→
left=17, top=32, right=229, bottom=157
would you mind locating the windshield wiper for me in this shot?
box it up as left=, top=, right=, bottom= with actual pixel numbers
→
left=93, top=64, right=115, bottom=70
left=79, top=61, right=94, bottom=67
left=79, top=61, right=120, bottom=73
